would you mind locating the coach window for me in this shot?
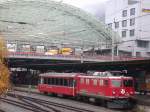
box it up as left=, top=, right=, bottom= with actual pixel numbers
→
left=44, top=78, right=48, bottom=84
left=55, top=78, right=59, bottom=85
left=86, top=79, right=89, bottom=85
left=63, top=79, right=68, bottom=86
left=48, top=78, right=51, bottom=85
left=40, top=77, right=44, bottom=84
left=69, top=79, right=73, bottom=87
left=93, top=79, right=97, bottom=86
left=99, top=79, right=103, bottom=86
left=80, top=78, right=84, bottom=84
left=51, top=78, right=54, bottom=85
left=60, top=78, right=63, bottom=86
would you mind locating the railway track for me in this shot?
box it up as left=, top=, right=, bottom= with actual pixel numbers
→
left=0, top=109, right=5, bottom=112
left=3, top=93, right=96, bottom=112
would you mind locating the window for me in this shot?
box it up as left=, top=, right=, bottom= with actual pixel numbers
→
left=130, top=29, right=135, bottom=36
left=69, top=79, right=74, bottom=87
left=63, top=79, right=68, bottom=86
left=130, top=18, right=135, bottom=26
left=115, top=22, right=119, bottom=28
left=48, top=78, right=52, bottom=85
left=123, top=80, right=133, bottom=87
left=122, top=31, right=126, bottom=37
left=130, top=8, right=135, bottom=16
left=80, top=78, right=84, bottom=84
left=44, top=78, right=48, bottom=84
left=60, top=79, right=63, bottom=85
left=86, top=79, right=90, bottom=85
left=99, top=79, right=103, bottom=86
left=108, top=23, right=112, bottom=28
left=137, top=40, right=149, bottom=48
left=104, top=80, right=109, bottom=86
left=111, top=80, right=121, bottom=87
left=40, top=78, right=44, bottom=84
left=122, top=10, right=127, bottom=17
left=122, top=20, right=127, bottom=27
left=93, top=79, right=97, bottom=86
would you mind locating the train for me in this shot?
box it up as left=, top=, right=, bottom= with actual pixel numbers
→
left=38, top=71, right=135, bottom=108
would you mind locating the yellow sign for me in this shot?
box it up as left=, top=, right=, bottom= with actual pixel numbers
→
left=142, top=8, right=150, bottom=13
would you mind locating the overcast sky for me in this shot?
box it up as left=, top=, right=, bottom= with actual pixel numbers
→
left=54, top=0, right=109, bottom=18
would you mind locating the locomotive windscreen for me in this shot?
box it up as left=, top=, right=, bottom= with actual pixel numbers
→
left=123, top=80, right=133, bottom=87
left=111, top=80, right=122, bottom=87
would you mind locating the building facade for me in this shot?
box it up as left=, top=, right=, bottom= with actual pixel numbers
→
left=105, top=0, right=150, bottom=57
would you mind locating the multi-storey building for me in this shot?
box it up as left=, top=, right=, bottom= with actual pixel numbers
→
left=105, top=0, right=150, bottom=57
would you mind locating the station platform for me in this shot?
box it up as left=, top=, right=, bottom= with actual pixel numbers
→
left=12, top=86, right=150, bottom=107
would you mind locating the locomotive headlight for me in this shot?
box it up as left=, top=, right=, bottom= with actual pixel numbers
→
left=120, top=89, right=125, bottom=94
left=112, top=91, right=115, bottom=95
left=130, top=91, right=133, bottom=94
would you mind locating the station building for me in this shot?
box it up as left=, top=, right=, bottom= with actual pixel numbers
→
left=105, top=0, right=150, bottom=57
left=0, top=0, right=118, bottom=56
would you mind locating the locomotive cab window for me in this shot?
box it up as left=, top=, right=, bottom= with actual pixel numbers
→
left=123, top=80, right=133, bottom=87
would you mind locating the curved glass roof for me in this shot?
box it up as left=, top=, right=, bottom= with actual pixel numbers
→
left=0, top=0, right=117, bottom=48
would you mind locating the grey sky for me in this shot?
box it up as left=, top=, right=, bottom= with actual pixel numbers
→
left=54, top=0, right=108, bottom=18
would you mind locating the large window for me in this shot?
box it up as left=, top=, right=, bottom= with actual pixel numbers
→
left=130, top=8, right=135, bottom=16
left=122, top=10, right=127, bottom=17
left=137, top=40, right=149, bottom=48
left=130, top=29, right=135, bottom=36
left=122, top=20, right=127, bottom=27
left=130, top=18, right=135, bottom=26
left=111, top=80, right=121, bottom=87
left=122, top=31, right=127, bottom=37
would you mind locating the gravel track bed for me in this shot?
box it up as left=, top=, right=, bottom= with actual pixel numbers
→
left=6, top=90, right=124, bottom=112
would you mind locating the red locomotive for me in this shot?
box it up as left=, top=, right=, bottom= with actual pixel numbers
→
left=38, top=71, right=135, bottom=108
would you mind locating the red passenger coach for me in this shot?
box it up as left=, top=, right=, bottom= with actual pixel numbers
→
left=38, top=73, right=79, bottom=96
left=38, top=71, right=135, bottom=108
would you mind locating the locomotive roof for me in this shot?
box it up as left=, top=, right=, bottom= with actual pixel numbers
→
left=39, top=72, right=133, bottom=79
left=78, top=75, right=133, bottom=79
left=39, top=73, right=81, bottom=78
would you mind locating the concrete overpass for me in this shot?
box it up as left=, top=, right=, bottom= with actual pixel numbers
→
left=7, top=52, right=150, bottom=72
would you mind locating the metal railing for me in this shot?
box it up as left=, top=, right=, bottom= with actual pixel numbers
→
left=7, top=51, right=148, bottom=62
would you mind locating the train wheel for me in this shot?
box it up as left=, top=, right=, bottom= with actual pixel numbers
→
left=44, top=92, right=48, bottom=95
left=51, top=93, right=57, bottom=97
left=82, top=96, right=89, bottom=102
left=75, top=95, right=82, bottom=101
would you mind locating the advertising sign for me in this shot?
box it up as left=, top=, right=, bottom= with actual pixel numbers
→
left=7, top=43, right=17, bottom=52
left=21, top=44, right=31, bottom=52
left=36, top=45, right=45, bottom=53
